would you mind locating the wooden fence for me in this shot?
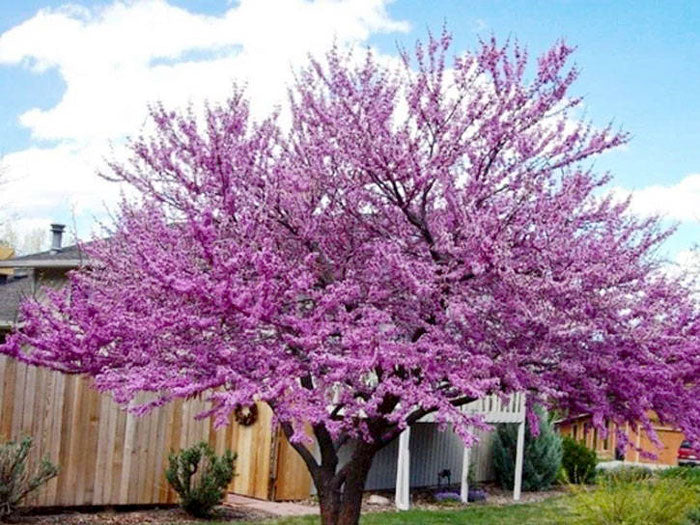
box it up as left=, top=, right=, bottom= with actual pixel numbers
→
left=0, top=355, right=311, bottom=507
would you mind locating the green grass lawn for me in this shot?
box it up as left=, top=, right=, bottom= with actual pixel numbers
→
left=219, top=497, right=572, bottom=525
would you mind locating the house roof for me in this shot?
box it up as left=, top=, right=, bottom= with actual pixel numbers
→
left=0, top=273, right=34, bottom=328
left=0, top=244, right=84, bottom=269
left=0, top=242, right=84, bottom=327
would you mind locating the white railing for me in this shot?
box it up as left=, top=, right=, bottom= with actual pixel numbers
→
left=419, top=392, right=526, bottom=424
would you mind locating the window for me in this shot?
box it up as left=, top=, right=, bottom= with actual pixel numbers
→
left=593, top=428, right=598, bottom=450
left=572, top=424, right=578, bottom=440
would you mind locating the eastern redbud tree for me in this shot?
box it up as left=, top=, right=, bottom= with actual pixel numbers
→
left=3, top=33, right=699, bottom=525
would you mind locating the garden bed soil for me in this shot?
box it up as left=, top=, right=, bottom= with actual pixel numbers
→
left=8, top=505, right=273, bottom=524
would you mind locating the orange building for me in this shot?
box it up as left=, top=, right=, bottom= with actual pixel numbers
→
left=556, top=414, right=685, bottom=466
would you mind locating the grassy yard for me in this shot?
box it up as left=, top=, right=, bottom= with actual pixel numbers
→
left=219, top=497, right=571, bottom=525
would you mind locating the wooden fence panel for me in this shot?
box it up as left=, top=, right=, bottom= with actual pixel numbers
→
left=272, top=432, right=312, bottom=500
left=0, top=355, right=302, bottom=507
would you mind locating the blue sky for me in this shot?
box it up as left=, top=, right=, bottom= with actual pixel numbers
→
left=0, top=0, right=697, bottom=263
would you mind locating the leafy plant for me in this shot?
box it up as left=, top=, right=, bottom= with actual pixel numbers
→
left=561, top=436, right=597, bottom=484
left=659, top=468, right=700, bottom=525
left=165, top=442, right=236, bottom=518
left=468, top=488, right=487, bottom=502
left=0, top=437, right=58, bottom=521
left=555, top=465, right=569, bottom=485
left=493, top=407, right=562, bottom=492
left=684, top=506, right=700, bottom=525
left=433, top=491, right=461, bottom=505
left=560, top=476, right=698, bottom=525
left=596, top=464, right=653, bottom=484
left=659, top=466, right=700, bottom=486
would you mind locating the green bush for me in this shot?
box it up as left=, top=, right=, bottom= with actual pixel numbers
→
left=560, top=476, right=698, bottom=525
left=660, top=466, right=700, bottom=486
left=684, top=506, right=700, bottom=525
left=659, top=468, right=700, bottom=525
left=596, top=464, right=653, bottom=483
left=492, top=407, right=562, bottom=492
left=0, top=437, right=58, bottom=521
left=555, top=465, right=569, bottom=485
left=561, top=436, right=597, bottom=484
left=165, top=442, right=236, bottom=518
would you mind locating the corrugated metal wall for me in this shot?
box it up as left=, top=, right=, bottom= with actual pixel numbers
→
left=331, top=423, right=497, bottom=492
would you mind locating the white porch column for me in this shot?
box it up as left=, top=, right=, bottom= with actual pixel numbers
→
left=460, top=441, right=471, bottom=503
left=395, top=427, right=411, bottom=510
left=513, top=421, right=525, bottom=500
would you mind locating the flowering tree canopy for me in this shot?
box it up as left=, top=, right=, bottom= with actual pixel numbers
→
left=3, top=33, right=698, bottom=524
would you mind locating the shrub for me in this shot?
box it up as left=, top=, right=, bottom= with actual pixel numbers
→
left=659, top=468, right=700, bottom=525
left=561, top=436, right=597, bottom=484
left=165, top=442, right=236, bottom=518
left=596, top=464, right=653, bottom=483
left=555, top=465, right=569, bottom=485
left=432, top=489, right=486, bottom=505
left=492, top=407, right=562, bottom=492
left=560, top=476, right=698, bottom=525
left=685, top=506, right=700, bottom=525
left=660, top=466, right=700, bottom=486
left=0, top=437, right=58, bottom=521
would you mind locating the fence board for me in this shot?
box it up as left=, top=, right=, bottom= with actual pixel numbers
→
left=0, top=355, right=309, bottom=507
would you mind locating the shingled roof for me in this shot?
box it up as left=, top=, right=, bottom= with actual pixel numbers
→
left=0, top=244, right=84, bottom=268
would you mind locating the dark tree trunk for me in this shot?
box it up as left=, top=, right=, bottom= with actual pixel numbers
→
left=315, top=441, right=377, bottom=525
left=278, top=396, right=448, bottom=525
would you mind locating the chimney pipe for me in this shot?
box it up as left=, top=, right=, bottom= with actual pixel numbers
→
left=50, top=224, right=65, bottom=253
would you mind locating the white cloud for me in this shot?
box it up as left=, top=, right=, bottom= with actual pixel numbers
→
left=1, top=141, right=122, bottom=215
left=610, top=174, right=700, bottom=223
left=1, top=0, right=408, bottom=141
left=0, top=0, right=408, bottom=238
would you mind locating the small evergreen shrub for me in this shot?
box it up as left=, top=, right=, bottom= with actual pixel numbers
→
left=492, top=407, right=562, bottom=492
left=165, top=442, right=236, bottom=518
left=0, top=437, right=58, bottom=521
left=561, top=476, right=698, bottom=525
left=561, top=436, right=597, bottom=484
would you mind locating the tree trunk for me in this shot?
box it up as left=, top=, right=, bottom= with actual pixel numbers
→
left=315, top=441, right=377, bottom=525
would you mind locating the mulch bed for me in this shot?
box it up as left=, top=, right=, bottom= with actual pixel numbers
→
left=8, top=505, right=273, bottom=524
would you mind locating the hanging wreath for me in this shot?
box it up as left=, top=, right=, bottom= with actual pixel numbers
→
left=234, top=404, right=258, bottom=426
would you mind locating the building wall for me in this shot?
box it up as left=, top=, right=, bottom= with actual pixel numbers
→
left=557, top=416, right=684, bottom=466
left=330, top=423, right=496, bottom=493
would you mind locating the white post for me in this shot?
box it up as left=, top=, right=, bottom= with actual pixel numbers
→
left=460, top=442, right=471, bottom=503
left=395, top=427, right=411, bottom=510
left=513, top=421, right=525, bottom=501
